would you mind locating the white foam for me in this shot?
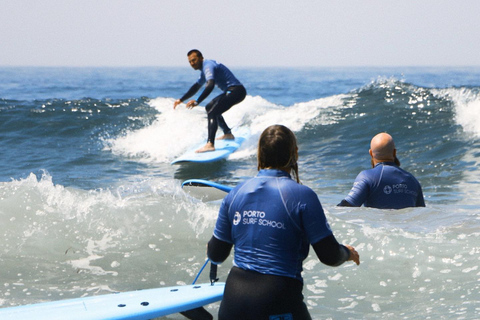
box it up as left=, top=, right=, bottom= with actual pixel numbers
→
left=434, top=87, right=480, bottom=138
left=106, top=94, right=349, bottom=163
left=105, top=97, right=206, bottom=162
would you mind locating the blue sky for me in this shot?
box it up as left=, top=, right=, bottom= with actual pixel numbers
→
left=2, top=0, right=480, bottom=67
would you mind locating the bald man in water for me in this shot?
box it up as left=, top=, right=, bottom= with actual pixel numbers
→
left=338, top=133, right=425, bottom=209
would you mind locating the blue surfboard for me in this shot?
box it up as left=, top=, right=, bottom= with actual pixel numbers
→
left=172, top=128, right=249, bottom=165
left=182, top=179, right=233, bottom=201
left=0, top=282, right=225, bottom=320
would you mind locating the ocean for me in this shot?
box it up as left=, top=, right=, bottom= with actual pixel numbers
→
left=0, top=66, right=479, bottom=319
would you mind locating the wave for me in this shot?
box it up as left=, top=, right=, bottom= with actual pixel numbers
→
left=106, top=93, right=353, bottom=163
left=432, top=87, right=480, bottom=138
left=2, top=80, right=480, bottom=199
left=0, top=171, right=218, bottom=237
left=353, top=78, right=480, bottom=139
left=2, top=171, right=477, bottom=316
left=4, top=79, right=479, bottom=159
left=106, top=79, right=480, bottom=160
left=0, top=171, right=219, bottom=303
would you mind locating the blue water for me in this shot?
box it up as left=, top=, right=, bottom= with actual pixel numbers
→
left=1, top=67, right=479, bottom=319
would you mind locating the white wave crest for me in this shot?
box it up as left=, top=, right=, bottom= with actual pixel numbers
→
left=433, top=87, right=480, bottom=138
left=106, top=94, right=349, bottom=163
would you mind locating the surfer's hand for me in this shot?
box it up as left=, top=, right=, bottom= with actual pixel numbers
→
left=173, top=99, right=182, bottom=110
left=345, top=245, right=360, bottom=265
left=186, top=100, right=198, bottom=109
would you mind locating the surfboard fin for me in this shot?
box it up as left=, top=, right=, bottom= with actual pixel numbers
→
left=180, top=306, right=213, bottom=320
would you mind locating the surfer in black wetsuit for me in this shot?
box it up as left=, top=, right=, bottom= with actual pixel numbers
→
left=173, top=50, right=246, bottom=153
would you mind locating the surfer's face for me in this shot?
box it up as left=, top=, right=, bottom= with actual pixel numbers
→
left=188, top=53, right=203, bottom=70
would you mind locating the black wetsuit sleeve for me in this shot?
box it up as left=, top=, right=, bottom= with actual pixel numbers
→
left=207, top=235, right=233, bottom=264
left=337, top=199, right=355, bottom=207
left=312, top=234, right=350, bottom=267
left=196, top=80, right=215, bottom=104
left=179, top=82, right=202, bottom=102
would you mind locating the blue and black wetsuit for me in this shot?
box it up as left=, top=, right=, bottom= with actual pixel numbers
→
left=179, top=59, right=246, bottom=144
left=338, top=161, right=425, bottom=209
left=208, top=169, right=351, bottom=320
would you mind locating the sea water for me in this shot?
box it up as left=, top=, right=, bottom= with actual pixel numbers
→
left=0, top=66, right=479, bottom=319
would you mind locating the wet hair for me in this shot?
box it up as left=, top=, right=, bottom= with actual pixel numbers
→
left=187, top=49, right=203, bottom=58
left=257, top=125, right=299, bottom=183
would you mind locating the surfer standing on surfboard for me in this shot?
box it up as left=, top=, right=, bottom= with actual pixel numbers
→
left=173, top=49, right=246, bottom=153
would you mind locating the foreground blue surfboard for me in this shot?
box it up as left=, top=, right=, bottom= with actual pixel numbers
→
left=0, top=282, right=225, bottom=320
left=172, top=128, right=249, bottom=165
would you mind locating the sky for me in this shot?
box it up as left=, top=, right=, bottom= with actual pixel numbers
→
left=1, top=0, right=480, bottom=67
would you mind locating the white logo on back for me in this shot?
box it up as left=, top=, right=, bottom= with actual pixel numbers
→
left=383, top=185, right=392, bottom=194
left=233, top=212, right=241, bottom=225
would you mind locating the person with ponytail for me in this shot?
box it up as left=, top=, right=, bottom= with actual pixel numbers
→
left=207, top=124, right=359, bottom=320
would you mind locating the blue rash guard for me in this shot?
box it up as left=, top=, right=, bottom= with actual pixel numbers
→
left=213, top=169, right=334, bottom=282
left=343, top=162, right=425, bottom=209
left=196, top=59, right=242, bottom=92
left=179, top=58, right=246, bottom=145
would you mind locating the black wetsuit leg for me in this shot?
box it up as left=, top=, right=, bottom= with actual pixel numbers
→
left=218, top=267, right=312, bottom=320
left=205, top=85, right=246, bottom=143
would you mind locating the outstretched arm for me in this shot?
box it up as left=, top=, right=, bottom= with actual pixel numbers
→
left=173, top=82, right=202, bottom=109
left=186, top=80, right=215, bottom=109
